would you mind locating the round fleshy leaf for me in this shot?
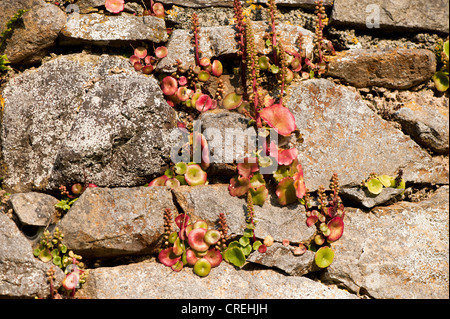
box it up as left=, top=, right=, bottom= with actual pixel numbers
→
left=258, top=244, right=267, bottom=253
left=275, top=177, right=297, bottom=205
left=185, top=249, right=199, bottom=266
left=277, top=148, right=298, bottom=166
left=133, top=62, right=143, bottom=71
left=198, top=70, right=211, bottom=82
left=178, top=76, right=188, bottom=86
left=252, top=240, right=262, bottom=251
left=293, top=243, right=307, bottom=256
left=105, top=0, right=124, bottom=13
left=39, top=249, right=52, bottom=263
left=195, top=94, right=213, bottom=112
left=224, top=246, right=246, bottom=268
left=152, top=2, right=165, bottom=18
left=366, top=178, right=383, bottom=195
left=249, top=185, right=268, bottom=206
left=175, top=214, right=190, bottom=229
left=212, top=60, right=223, bottom=77
left=306, top=215, right=318, bottom=227
left=158, top=247, right=182, bottom=267
left=237, top=158, right=259, bottom=178
left=171, top=260, right=184, bottom=272
left=228, top=175, right=250, bottom=197
left=148, top=175, right=169, bottom=186
left=188, top=228, right=209, bottom=252
left=193, top=258, right=211, bottom=277
left=203, top=248, right=223, bottom=267
left=155, top=46, right=168, bottom=59
left=185, top=164, right=207, bottom=186
left=260, top=104, right=297, bottom=136
left=326, top=217, right=344, bottom=242
left=176, top=86, right=192, bottom=102
left=134, top=47, right=147, bottom=59
left=174, top=162, right=188, bottom=175
left=239, top=236, right=250, bottom=247
left=433, top=71, right=449, bottom=92
left=62, top=272, right=80, bottom=290
left=199, top=57, right=211, bottom=67
left=223, top=92, right=243, bottom=110
left=130, top=55, right=140, bottom=64
left=258, top=56, right=270, bottom=70
left=315, top=246, right=335, bottom=268
left=142, top=65, right=154, bottom=75
left=204, top=229, right=221, bottom=246
left=263, top=235, right=274, bottom=247
left=161, top=76, right=178, bottom=96
left=378, top=175, right=394, bottom=188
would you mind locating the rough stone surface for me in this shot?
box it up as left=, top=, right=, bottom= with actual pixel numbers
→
left=171, top=184, right=315, bottom=244
left=1, top=53, right=177, bottom=192
left=287, top=79, right=448, bottom=191
left=77, top=260, right=358, bottom=299
left=160, top=0, right=333, bottom=8
left=60, top=13, right=168, bottom=46
left=0, top=0, right=66, bottom=64
left=9, top=192, right=59, bottom=227
left=0, top=213, right=64, bottom=298
left=247, top=242, right=316, bottom=276
left=56, top=186, right=175, bottom=259
left=326, top=49, right=436, bottom=89
left=330, top=0, right=449, bottom=34
left=323, top=186, right=449, bottom=299
left=340, top=187, right=404, bottom=209
left=391, top=99, right=449, bottom=155
left=157, top=22, right=315, bottom=73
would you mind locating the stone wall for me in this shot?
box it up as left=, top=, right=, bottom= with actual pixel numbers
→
left=0, top=0, right=448, bottom=300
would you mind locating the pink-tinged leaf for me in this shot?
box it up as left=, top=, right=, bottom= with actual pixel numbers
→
left=199, top=57, right=211, bottom=67
left=130, top=55, right=140, bottom=64
left=152, top=2, right=165, bottom=18
left=293, top=163, right=306, bottom=199
left=211, top=60, right=223, bottom=77
left=87, top=183, right=98, bottom=188
left=228, top=175, right=251, bottom=197
left=134, top=47, right=147, bottom=59
left=178, top=76, right=188, bottom=86
left=62, top=272, right=79, bottom=290
left=105, top=0, right=124, bottom=13
left=161, top=76, right=178, bottom=96
left=158, top=247, right=182, bottom=267
left=148, top=175, right=168, bottom=186
left=306, top=215, right=318, bottom=227
left=222, top=92, right=243, bottom=110
left=278, top=148, right=298, bottom=166
left=237, top=158, right=259, bottom=178
left=175, top=214, right=190, bottom=229
left=171, top=260, right=184, bottom=272
left=275, top=177, right=297, bottom=206
left=176, top=87, right=192, bottom=102
left=133, top=62, right=143, bottom=71
left=155, top=46, right=168, bottom=59
left=195, top=94, right=213, bottom=112
left=260, top=104, right=297, bottom=136
left=326, top=217, right=344, bottom=242
left=142, top=65, right=154, bottom=74
left=258, top=244, right=267, bottom=253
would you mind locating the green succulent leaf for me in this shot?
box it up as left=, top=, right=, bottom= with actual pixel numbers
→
left=443, top=40, right=449, bottom=59
left=239, top=236, right=250, bottom=247
left=243, top=228, right=254, bottom=238
left=241, top=243, right=253, bottom=256
left=39, top=249, right=52, bottom=263
left=224, top=246, right=246, bottom=268
left=252, top=240, right=262, bottom=251
left=59, top=244, right=67, bottom=254
left=433, top=71, right=449, bottom=92
left=53, top=255, right=62, bottom=267
left=33, top=248, right=41, bottom=257
left=378, top=175, right=394, bottom=188
left=366, top=178, right=383, bottom=195
left=315, top=246, right=335, bottom=268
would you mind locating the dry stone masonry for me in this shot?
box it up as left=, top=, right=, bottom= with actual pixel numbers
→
left=0, top=0, right=448, bottom=300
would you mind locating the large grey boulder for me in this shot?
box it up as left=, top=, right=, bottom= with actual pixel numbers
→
left=330, top=0, right=449, bottom=34
left=287, top=79, right=449, bottom=191
left=77, top=260, right=358, bottom=299
left=0, top=213, right=64, bottom=298
left=56, top=186, right=176, bottom=258
left=323, top=186, right=449, bottom=299
left=1, top=53, right=177, bottom=192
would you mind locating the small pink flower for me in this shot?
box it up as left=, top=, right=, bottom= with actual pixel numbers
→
left=105, top=0, right=124, bottom=14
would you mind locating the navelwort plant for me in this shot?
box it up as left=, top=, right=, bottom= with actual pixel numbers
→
left=360, top=170, right=405, bottom=195
left=33, top=228, right=88, bottom=299
left=433, top=38, right=449, bottom=92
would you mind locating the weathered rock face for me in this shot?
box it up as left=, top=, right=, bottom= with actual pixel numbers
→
left=324, top=186, right=449, bottom=299
left=1, top=53, right=177, bottom=192
left=60, top=13, right=168, bottom=46
left=9, top=192, right=58, bottom=227
left=77, top=261, right=357, bottom=299
left=0, top=213, right=64, bottom=298
left=157, top=22, right=315, bottom=73
left=287, top=79, right=448, bottom=191
left=0, top=0, right=66, bottom=65
left=172, top=184, right=315, bottom=243
left=340, top=187, right=404, bottom=209
left=331, top=0, right=449, bottom=34
left=56, top=186, right=175, bottom=258
left=391, top=100, right=449, bottom=155
left=326, top=49, right=436, bottom=89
